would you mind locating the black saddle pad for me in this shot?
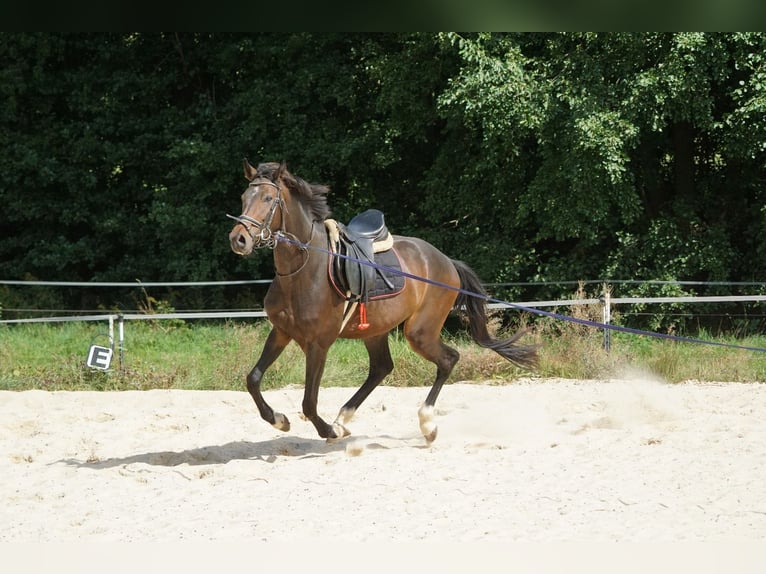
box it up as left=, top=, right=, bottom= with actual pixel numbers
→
left=367, top=248, right=405, bottom=300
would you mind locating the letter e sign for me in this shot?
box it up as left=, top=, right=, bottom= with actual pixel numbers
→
left=86, top=345, right=113, bottom=370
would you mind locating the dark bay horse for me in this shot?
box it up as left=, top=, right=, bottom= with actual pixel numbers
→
left=228, top=160, right=537, bottom=443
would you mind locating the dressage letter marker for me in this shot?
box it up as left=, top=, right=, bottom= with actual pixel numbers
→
left=86, top=345, right=113, bottom=370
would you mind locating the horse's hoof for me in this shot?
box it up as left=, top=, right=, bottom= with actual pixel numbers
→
left=326, top=422, right=351, bottom=443
left=272, top=412, right=290, bottom=432
left=418, top=404, right=438, bottom=444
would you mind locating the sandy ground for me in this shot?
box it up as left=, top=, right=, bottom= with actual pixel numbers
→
left=2, top=375, right=766, bottom=545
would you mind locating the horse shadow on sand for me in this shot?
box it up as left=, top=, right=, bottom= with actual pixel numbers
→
left=56, top=434, right=406, bottom=470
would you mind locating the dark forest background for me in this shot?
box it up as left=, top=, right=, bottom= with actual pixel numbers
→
left=3, top=33, right=766, bottom=333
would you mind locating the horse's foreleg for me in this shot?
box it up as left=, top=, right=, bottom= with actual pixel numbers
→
left=247, top=328, right=292, bottom=431
left=333, top=333, right=394, bottom=430
left=302, top=343, right=346, bottom=441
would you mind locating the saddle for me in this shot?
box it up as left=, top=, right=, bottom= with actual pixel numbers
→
left=325, top=209, right=399, bottom=331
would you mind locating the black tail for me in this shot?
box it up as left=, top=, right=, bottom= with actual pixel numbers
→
left=452, top=259, right=538, bottom=370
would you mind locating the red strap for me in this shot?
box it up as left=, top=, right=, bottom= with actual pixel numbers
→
left=358, top=303, right=370, bottom=330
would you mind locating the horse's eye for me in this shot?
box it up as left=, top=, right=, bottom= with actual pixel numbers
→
left=263, top=194, right=273, bottom=202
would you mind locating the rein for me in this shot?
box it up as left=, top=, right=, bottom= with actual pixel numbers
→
left=274, top=224, right=315, bottom=277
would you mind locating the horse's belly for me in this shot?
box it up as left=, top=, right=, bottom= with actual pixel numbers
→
left=265, top=298, right=345, bottom=341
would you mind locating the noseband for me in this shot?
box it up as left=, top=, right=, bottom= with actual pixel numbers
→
left=227, top=178, right=284, bottom=249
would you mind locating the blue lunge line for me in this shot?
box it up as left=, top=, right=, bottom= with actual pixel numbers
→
left=276, top=234, right=766, bottom=353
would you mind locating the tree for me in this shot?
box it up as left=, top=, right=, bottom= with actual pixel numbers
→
left=3, top=33, right=766, bottom=334
left=433, top=33, right=766, bottom=326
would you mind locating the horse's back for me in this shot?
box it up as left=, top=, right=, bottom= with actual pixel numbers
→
left=392, top=234, right=460, bottom=289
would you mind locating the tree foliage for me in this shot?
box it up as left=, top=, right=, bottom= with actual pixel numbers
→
left=2, top=33, right=766, bottom=332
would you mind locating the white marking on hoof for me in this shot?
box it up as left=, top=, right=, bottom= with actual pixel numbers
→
left=326, top=422, right=351, bottom=444
left=272, top=412, right=290, bottom=432
left=335, top=407, right=356, bottom=426
left=418, top=404, right=438, bottom=444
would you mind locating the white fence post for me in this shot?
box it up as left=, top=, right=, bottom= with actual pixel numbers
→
left=602, top=285, right=611, bottom=352
left=118, top=314, right=125, bottom=370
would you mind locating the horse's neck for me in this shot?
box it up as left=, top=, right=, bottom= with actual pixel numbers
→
left=272, top=213, right=325, bottom=278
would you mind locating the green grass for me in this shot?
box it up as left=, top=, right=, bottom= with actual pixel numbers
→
left=1, top=316, right=766, bottom=392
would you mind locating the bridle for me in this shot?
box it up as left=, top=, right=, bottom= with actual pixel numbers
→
left=226, top=178, right=284, bottom=249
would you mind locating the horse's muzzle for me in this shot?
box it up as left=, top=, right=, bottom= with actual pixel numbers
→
left=229, top=226, right=255, bottom=255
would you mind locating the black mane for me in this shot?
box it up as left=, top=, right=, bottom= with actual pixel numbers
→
left=256, top=162, right=332, bottom=222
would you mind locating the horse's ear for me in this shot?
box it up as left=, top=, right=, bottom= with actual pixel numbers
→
left=275, top=161, right=287, bottom=181
left=243, top=158, right=257, bottom=181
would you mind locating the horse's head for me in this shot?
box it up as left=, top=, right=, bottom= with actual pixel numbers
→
left=228, top=160, right=288, bottom=255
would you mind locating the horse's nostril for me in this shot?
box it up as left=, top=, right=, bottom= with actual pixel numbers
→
left=230, top=230, right=250, bottom=254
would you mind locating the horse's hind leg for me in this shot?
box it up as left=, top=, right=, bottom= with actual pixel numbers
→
left=404, top=319, right=460, bottom=444
left=333, top=333, right=394, bottom=433
left=247, top=327, right=292, bottom=431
